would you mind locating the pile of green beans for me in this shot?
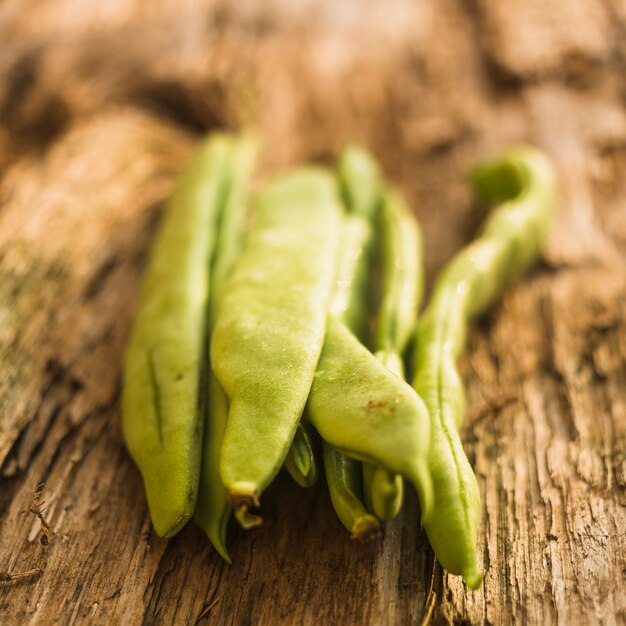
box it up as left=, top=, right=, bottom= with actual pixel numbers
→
left=122, top=135, right=556, bottom=590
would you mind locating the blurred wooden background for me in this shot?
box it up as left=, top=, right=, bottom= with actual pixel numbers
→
left=1, top=0, right=625, bottom=624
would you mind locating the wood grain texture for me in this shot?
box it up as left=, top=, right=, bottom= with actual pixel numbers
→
left=0, top=0, right=625, bottom=624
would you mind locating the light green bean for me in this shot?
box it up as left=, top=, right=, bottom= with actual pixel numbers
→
left=338, top=144, right=381, bottom=222
left=122, top=134, right=232, bottom=537
left=322, top=213, right=381, bottom=540
left=323, top=443, right=381, bottom=542
left=374, top=189, right=423, bottom=358
left=319, top=146, right=384, bottom=540
left=364, top=189, right=424, bottom=521
left=194, top=136, right=258, bottom=560
left=212, top=168, right=342, bottom=524
left=414, top=145, right=556, bottom=589
left=306, top=315, right=433, bottom=521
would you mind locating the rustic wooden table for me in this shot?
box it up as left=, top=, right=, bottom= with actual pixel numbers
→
left=1, top=1, right=625, bottom=624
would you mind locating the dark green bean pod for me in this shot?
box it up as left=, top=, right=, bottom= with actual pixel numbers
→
left=414, top=145, right=557, bottom=589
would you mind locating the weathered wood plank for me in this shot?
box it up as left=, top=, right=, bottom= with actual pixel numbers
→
left=0, top=0, right=625, bottom=624
left=475, top=0, right=613, bottom=81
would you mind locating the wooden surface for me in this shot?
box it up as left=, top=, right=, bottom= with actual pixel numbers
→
left=1, top=1, right=625, bottom=624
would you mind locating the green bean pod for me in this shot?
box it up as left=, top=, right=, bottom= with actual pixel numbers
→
left=335, top=145, right=397, bottom=531
left=194, top=136, right=258, bottom=560
left=337, top=144, right=381, bottom=222
left=212, top=168, right=342, bottom=523
left=363, top=189, right=424, bottom=521
left=321, top=146, right=384, bottom=540
left=306, top=315, right=433, bottom=521
left=122, top=134, right=232, bottom=537
left=323, top=444, right=381, bottom=542
left=322, top=213, right=381, bottom=540
left=284, top=422, right=319, bottom=488
left=362, top=463, right=403, bottom=521
left=374, top=189, right=424, bottom=355
left=414, top=145, right=557, bottom=589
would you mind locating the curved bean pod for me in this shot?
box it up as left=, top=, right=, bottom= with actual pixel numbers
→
left=122, top=134, right=232, bottom=537
left=328, top=215, right=373, bottom=348
left=323, top=444, right=381, bottom=542
left=321, top=146, right=386, bottom=539
left=414, top=145, right=557, bottom=589
left=306, top=315, right=433, bottom=521
left=194, top=136, right=258, bottom=560
left=212, top=168, right=342, bottom=523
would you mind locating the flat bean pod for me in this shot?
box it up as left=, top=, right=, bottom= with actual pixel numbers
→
left=122, top=134, right=232, bottom=537
left=194, top=136, right=258, bottom=560
left=306, top=315, right=433, bottom=521
left=413, top=145, right=557, bottom=589
left=212, top=168, right=342, bottom=522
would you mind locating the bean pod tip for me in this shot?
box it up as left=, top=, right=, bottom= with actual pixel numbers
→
left=463, top=568, right=483, bottom=591
left=351, top=515, right=383, bottom=543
